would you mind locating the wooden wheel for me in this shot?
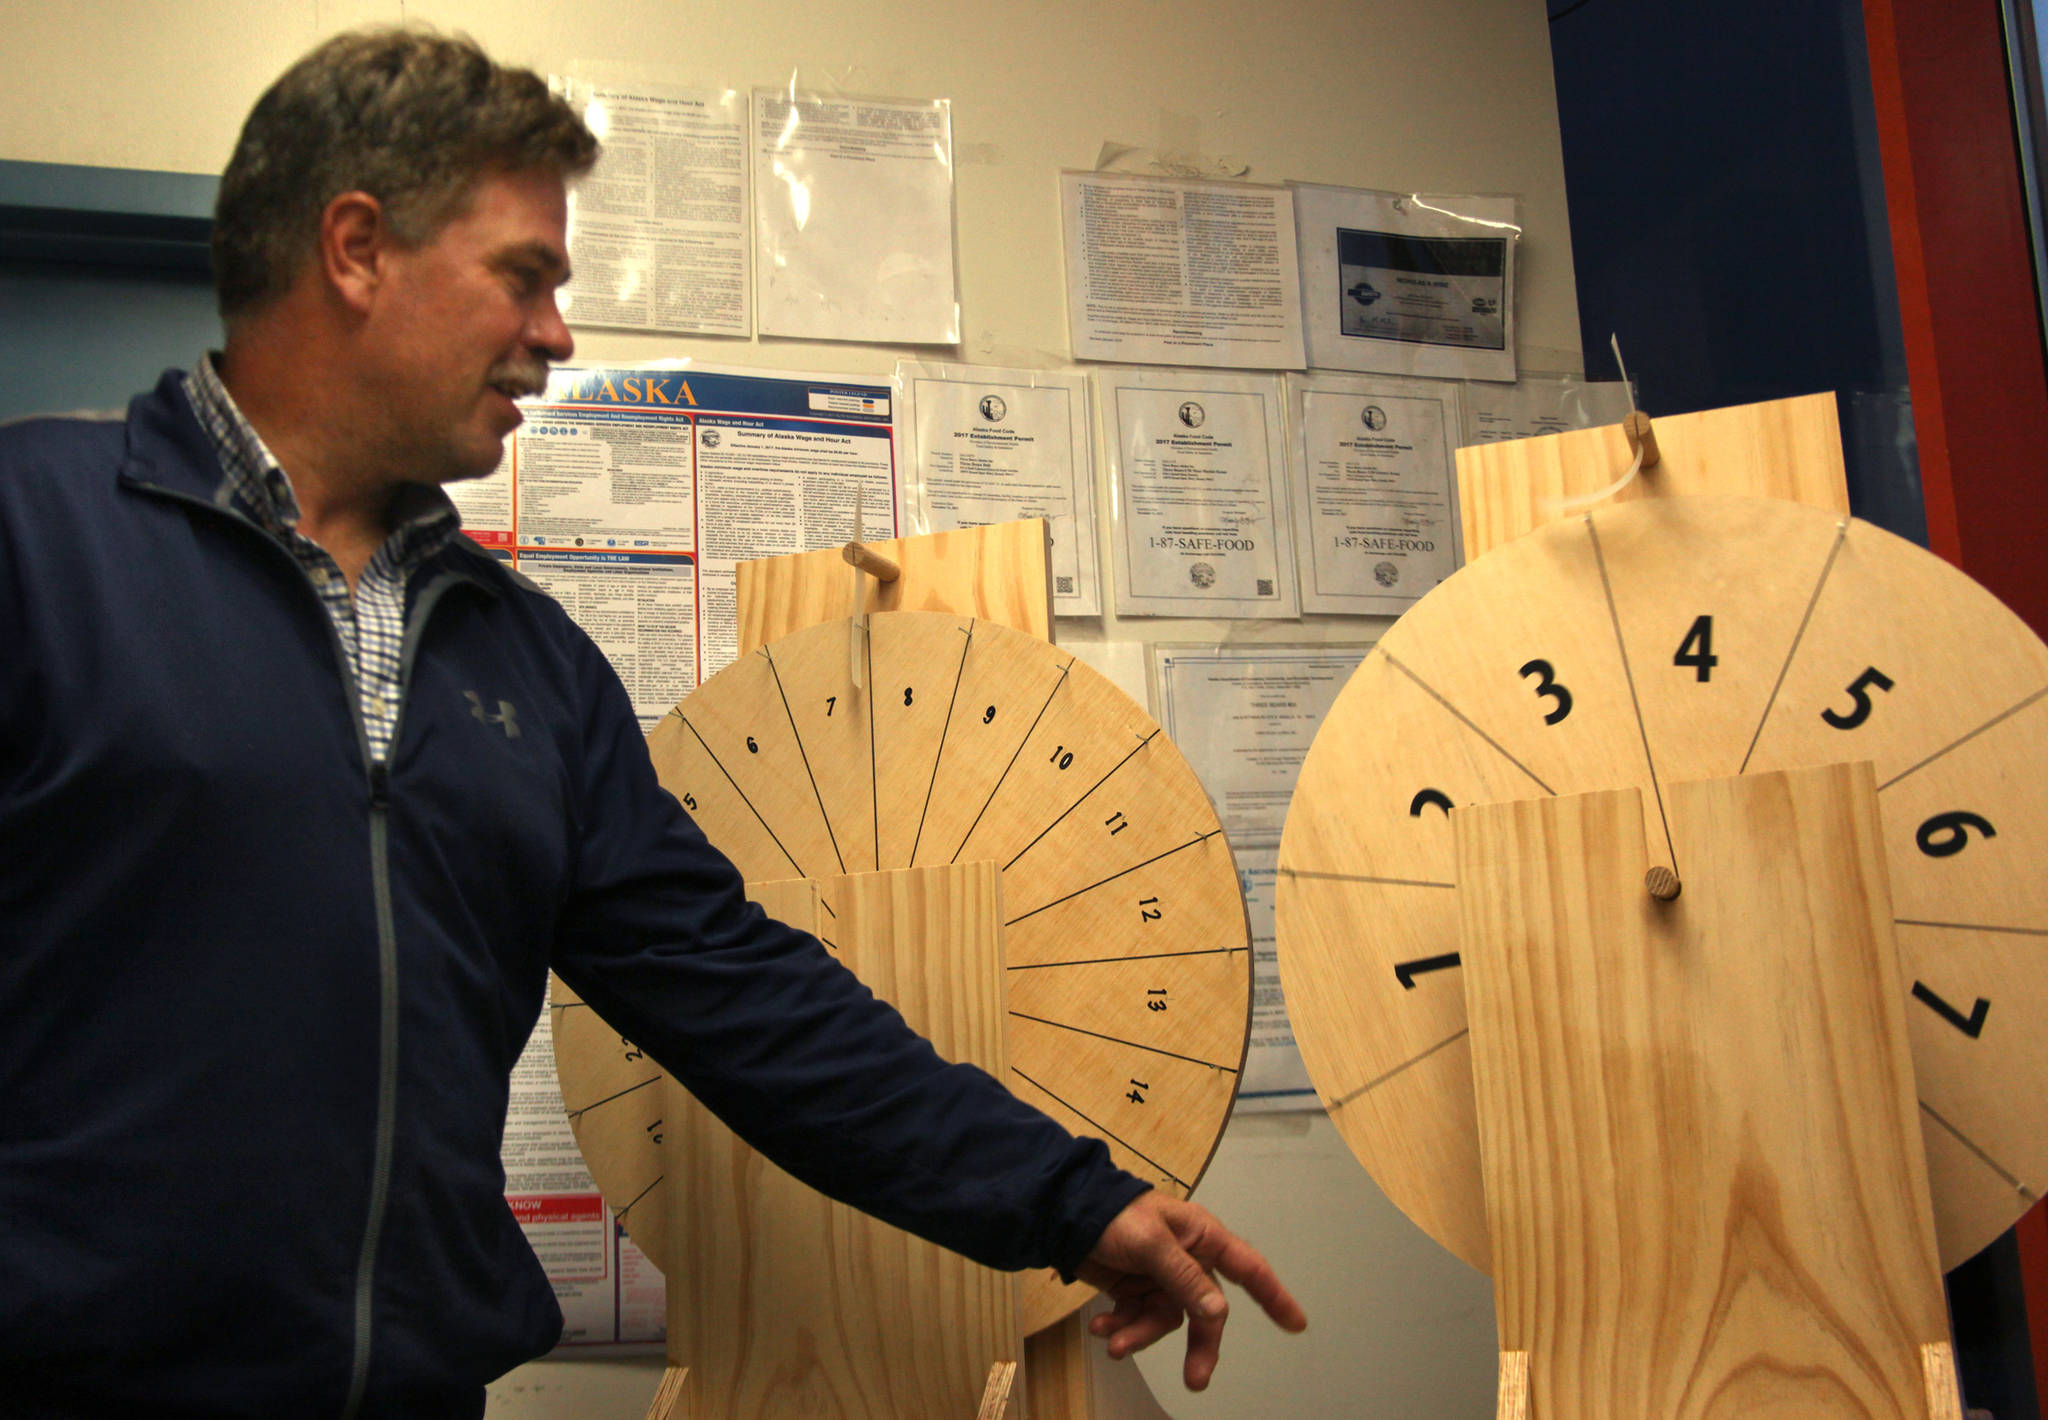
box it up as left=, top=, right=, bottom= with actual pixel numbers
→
left=557, top=612, right=1252, bottom=1333
left=1277, top=495, right=2048, bottom=1273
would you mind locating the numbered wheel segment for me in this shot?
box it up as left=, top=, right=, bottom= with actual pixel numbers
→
left=1277, top=495, right=2048, bottom=1273
left=557, top=612, right=1252, bottom=1334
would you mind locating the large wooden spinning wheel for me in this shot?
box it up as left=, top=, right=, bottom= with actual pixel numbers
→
left=1277, top=495, right=2048, bottom=1274
left=557, top=611, right=1251, bottom=1333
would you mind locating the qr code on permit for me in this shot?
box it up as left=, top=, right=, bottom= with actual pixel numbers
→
left=1257, top=579, right=1275, bottom=596
left=1056, top=576, right=1074, bottom=594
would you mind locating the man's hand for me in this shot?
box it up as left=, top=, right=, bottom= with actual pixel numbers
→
left=1075, top=1191, right=1307, bottom=1390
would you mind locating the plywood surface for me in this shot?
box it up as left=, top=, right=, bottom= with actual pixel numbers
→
left=735, top=518, right=1054, bottom=656
left=657, top=865, right=1020, bottom=1419
left=563, top=611, right=1251, bottom=1336
left=1455, top=391, right=1849, bottom=563
left=1457, top=766, right=1950, bottom=1418
left=1276, top=495, right=2048, bottom=1274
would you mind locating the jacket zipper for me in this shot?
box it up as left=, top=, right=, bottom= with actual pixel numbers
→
left=127, top=482, right=475, bottom=1419
left=339, top=757, right=400, bottom=1420
left=336, top=570, right=467, bottom=1420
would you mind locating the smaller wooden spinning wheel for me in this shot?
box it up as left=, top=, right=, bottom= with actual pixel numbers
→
left=556, top=611, right=1252, bottom=1334
left=1277, top=495, right=2048, bottom=1277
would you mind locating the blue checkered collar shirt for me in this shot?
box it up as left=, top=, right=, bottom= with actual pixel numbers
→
left=183, top=354, right=463, bottom=766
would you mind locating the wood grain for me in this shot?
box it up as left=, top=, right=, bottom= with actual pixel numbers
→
left=1276, top=494, right=2048, bottom=1272
left=975, top=1361, right=1017, bottom=1419
left=659, top=865, right=1021, bottom=1420
left=735, top=517, right=1054, bottom=656
left=1921, top=1341, right=1963, bottom=1420
left=565, top=518, right=1232, bottom=1414
left=1496, top=1351, right=1528, bottom=1420
left=1023, top=1315, right=1094, bottom=1420
left=644, top=1364, right=689, bottom=1420
left=1455, top=390, right=1849, bottom=562
left=1456, top=766, right=1950, bottom=1418
left=568, top=613, right=1250, bottom=1338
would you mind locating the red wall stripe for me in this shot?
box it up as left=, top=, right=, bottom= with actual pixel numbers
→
left=1864, top=0, right=2048, bottom=1391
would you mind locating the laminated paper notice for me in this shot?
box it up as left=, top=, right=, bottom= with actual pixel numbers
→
left=1061, top=171, right=1305, bottom=370
left=1152, top=643, right=1371, bottom=843
left=449, top=364, right=898, bottom=723
left=1152, top=645, right=1369, bottom=1110
left=1461, top=372, right=1632, bottom=445
left=1233, top=846, right=1314, bottom=1112
left=1098, top=367, right=1297, bottom=618
left=556, top=81, right=750, bottom=337
left=1295, top=183, right=1519, bottom=382
left=754, top=90, right=959, bottom=344
left=1288, top=372, right=1464, bottom=614
left=897, top=361, right=1100, bottom=615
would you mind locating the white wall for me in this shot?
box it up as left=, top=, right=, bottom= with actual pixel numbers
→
left=5, top=2, right=1569, bottom=1413
left=3, top=0, right=1580, bottom=374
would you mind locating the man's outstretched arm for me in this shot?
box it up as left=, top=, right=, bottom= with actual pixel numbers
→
left=1076, top=1191, right=1309, bottom=1390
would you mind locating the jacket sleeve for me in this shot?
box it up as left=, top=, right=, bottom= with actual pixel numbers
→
left=546, top=637, right=1148, bottom=1277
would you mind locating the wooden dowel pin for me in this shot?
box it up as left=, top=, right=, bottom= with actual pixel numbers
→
left=842, top=540, right=901, bottom=582
left=974, top=1360, right=1018, bottom=1419
left=1496, top=1350, right=1529, bottom=1420
left=1645, top=864, right=1681, bottom=902
left=1623, top=409, right=1661, bottom=470
left=644, top=1364, right=689, bottom=1420
left=1922, top=1341, right=1965, bottom=1420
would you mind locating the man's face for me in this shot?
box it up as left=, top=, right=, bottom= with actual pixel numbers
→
left=365, top=167, right=574, bottom=484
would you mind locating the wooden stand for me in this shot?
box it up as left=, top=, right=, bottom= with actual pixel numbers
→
left=1455, top=763, right=1960, bottom=1418
left=734, top=515, right=1217, bottom=1420
left=1277, top=392, right=2048, bottom=1414
left=1455, top=390, right=1850, bottom=562
left=651, top=1359, right=1028, bottom=1420
left=605, top=515, right=1212, bottom=1420
left=647, top=865, right=1019, bottom=1418
left=651, top=520, right=1043, bottom=1419
left=735, top=516, right=1056, bottom=654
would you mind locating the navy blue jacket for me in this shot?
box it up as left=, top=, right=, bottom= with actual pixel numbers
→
left=0, top=373, right=1145, bottom=1417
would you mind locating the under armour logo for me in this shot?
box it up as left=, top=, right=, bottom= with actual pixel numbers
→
left=465, top=691, right=521, bottom=738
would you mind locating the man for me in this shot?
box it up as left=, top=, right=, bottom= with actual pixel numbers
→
left=0, top=29, right=1303, bottom=1416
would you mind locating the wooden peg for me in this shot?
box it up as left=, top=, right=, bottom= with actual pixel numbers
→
left=1623, top=409, right=1661, bottom=470
left=1495, top=1350, right=1529, bottom=1420
left=644, top=1363, right=689, bottom=1420
left=842, top=540, right=901, bottom=582
left=1645, top=865, right=1681, bottom=901
left=975, top=1359, right=1018, bottom=1419
left=1921, top=1342, right=1964, bottom=1420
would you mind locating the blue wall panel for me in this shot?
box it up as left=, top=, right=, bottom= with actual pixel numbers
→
left=1549, top=0, right=1926, bottom=544
left=0, top=160, right=221, bottom=421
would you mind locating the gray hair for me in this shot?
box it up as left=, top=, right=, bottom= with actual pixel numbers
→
left=211, top=27, right=598, bottom=323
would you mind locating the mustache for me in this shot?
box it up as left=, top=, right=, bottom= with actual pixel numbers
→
left=489, top=357, right=551, bottom=400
